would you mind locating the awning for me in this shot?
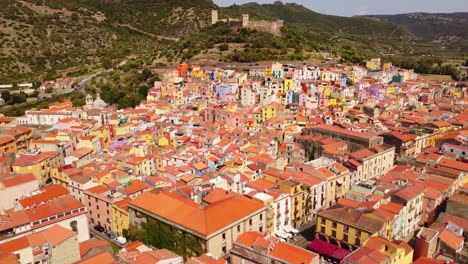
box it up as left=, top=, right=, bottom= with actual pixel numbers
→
left=306, top=240, right=350, bottom=260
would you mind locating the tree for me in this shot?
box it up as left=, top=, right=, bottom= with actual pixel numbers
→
left=8, top=93, right=27, bottom=104
left=218, top=43, right=229, bottom=51
left=1, top=91, right=11, bottom=102
left=125, top=219, right=204, bottom=260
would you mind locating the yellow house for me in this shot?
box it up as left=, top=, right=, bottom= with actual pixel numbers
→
left=50, top=167, right=71, bottom=187
left=55, top=131, right=73, bottom=142
left=284, top=78, right=294, bottom=92
left=316, top=206, right=386, bottom=251
left=427, top=131, right=442, bottom=147
left=450, top=90, right=462, bottom=98
left=77, top=135, right=101, bottom=154
left=93, top=171, right=113, bottom=185
left=119, top=156, right=152, bottom=176
left=112, top=197, right=132, bottom=236
left=328, top=98, right=337, bottom=106
left=157, top=136, right=169, bottom=147
left=355, top=236, right=413, bottom=264
left=265, top=67, right=272, bottom=76
left=262, top=103, right=279, bottom=123
left=115, top=124, right=131, bottom=137
left=429, top=121, right=452, bottom=133
left=90, top=128, right=111, bottom=148
left=13, top=151, right=64, bottom=185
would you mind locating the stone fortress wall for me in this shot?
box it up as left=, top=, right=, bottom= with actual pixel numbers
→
left=211, top=10, right=283, bottom=35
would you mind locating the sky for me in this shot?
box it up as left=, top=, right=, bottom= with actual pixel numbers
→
left=213, top=0, right=468, bottom=17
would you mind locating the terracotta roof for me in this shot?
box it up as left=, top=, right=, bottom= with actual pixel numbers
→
left=79, top=239, right=111, bottom=257
left=439, top=229, right=464, bottom=250
left=269, top=242, right=318, bottom=264
left=319, top=206, right=385, bottom=233
left=186, top=254, right=227, bottom=264
left=202, top=188, right=237, bottom=204
left=0, top=225, right=75, bottom=258
left=123, top=180, right=150, bottom=195
left=74, top=251, right=117, bottom=264
left=235, top=231, right=264, bottom=247
left=13, top=151, right=58, bottom=167
left=130, top=191, right=265, bottom=236
left=18, top=184, right=69, bottom=208
left=0, top=173, right=36, bottom=188
left=437, top=158, right=468, bottom=172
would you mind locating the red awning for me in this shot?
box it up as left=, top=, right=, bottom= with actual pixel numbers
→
left=306, top=239, right=350, bottom=260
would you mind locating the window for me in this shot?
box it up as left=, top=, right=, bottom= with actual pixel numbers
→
left=249, top=219, right=252, bottom=225
left=344, top=225, right=349, bottom=232
left=259, top=226, right=263, bottom=233
left=332, top=222, right=337, bottom=228
left=260, top=214, right=263, bottom=220
left=222, top=246, right=226, bottom=254
left=237, top=225, right=241, bottom=232
left=355, top=238, right=361, bottom=245
left=344, top=234, right=348, bottom=242
left=222, top=233, right=226, bottom=240
left=321, top=226, right=325, bottom=233
left=332, top=230, right=336, bottom=238
left=70, top=220, right=78, bottom=232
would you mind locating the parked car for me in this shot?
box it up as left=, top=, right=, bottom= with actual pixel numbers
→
left=94, top=225, right=105, bottom=232
left=107, top=232, right=115, bottom=239
left=115, top=236, right=127, bottom=245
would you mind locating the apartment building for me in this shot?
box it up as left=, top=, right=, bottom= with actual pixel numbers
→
left=129, top=191, right=267, bottom=258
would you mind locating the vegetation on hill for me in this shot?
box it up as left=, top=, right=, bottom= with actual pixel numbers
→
left=0, top=91, right=84, bottom=117
left=364, top=12, right=468, bottom=57
left=0, top=0, right=466, bottom=86
left=85, top=59, right=160, bottom=109
left=0, top=0, right=169, bottom=84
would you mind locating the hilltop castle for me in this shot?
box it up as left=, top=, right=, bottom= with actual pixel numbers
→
left=211, top=10, right=283, bottom=35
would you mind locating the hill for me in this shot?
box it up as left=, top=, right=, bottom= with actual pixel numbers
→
left=0, top=0, right=215, bottom=83
left=0, top=0, right=466, bottom=84
left=364, top=12, right=468, bottom=40
left=364, top=12, right=468, bottom=53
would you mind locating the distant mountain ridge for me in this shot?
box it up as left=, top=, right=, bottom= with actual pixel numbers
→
left=363, top=12, right=468, bottom=40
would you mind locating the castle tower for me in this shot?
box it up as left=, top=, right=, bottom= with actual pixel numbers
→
left=242, top=14, right=249, bottom=28
left=211, top=10, right=218, bottom=25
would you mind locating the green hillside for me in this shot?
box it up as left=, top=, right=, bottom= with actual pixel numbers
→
left=0, top=0, right=465, bottom=84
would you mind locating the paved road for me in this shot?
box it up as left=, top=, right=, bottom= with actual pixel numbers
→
left=89, top=228, right=125, bottom=249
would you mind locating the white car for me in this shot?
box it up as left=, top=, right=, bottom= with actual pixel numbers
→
left=115, top=236, right=127, bottom=245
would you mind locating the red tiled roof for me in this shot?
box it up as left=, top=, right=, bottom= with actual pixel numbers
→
left=79, top=239, right=111, bottom=257
left=270, top=242, right=318, bottom=264
left=18, top=184, right=69, bottom=208
left=130, top=191, right=265, bottom=236
left=0, top=173, right=36, bottom=188
left=235, top=231, right=263, bottom=247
